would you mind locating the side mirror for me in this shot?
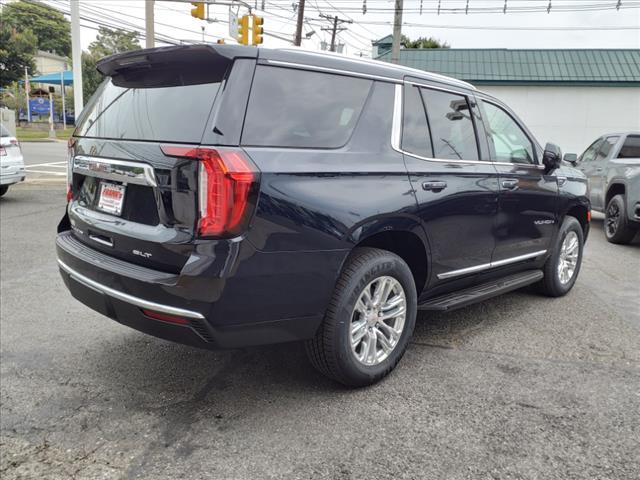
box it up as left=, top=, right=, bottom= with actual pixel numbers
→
left=542, top=142, right=562, bottom=173
left=563, top=153, right=578, bottom=166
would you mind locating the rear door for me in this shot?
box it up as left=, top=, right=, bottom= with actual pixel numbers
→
left=68, top=47, right=255, bottom=273
left=477, top=97, right=558, bottom=263
left=398, top=81, right=500, bottom=283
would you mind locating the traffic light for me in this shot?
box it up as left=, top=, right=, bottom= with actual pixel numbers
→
left=237, top=14, right=249, bottom=45
left=252, top=15, right=264, bottom=45
left=190, top=2, right=205, bottom=20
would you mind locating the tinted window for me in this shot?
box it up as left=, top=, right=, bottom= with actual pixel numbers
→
left=76, top=79, right=221, bottom=143
left=595, top=136, right=619, bottom=161
left=618, top=135, right=640, bottom=159
left=242, top=66, right=372, bottom=148
left=481, top=101, right=534, bottom=164
left=402, top=85, right=432, bottom=157
left=580, top=139, right=604, bottom=163
left=421, top=88, right=478, bottom=160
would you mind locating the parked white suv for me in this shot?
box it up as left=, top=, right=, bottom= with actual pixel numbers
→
left=0, top=125, right=26, bottom=196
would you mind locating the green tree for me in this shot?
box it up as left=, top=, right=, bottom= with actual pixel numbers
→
left=88, top=27, right=141, bottom=59
left=2, top=0, right=71, bottom=56
left=0, top=23, right=37, bottom=88
left=401, top=35, right=450, bottom=49
left=82, top=27, right=141, bottom=102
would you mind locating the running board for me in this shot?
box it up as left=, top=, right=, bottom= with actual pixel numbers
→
left=418, top=270, right=544, bottom=312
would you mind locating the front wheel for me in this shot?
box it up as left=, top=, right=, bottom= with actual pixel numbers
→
left=537, top=216, right=584, bottom=297
left=305, top=248, right=417, bottom=387
left=605, top=194, right=637, bottom=245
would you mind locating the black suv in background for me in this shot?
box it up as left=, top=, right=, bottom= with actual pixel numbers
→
left=57, top=45, right=590, bottom=386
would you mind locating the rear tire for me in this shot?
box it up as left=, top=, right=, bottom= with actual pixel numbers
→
left=538, top=216, right=584, bottom=297
left=0, top=185, right=8, bottom=197
left=305, top=247, right=417, bottom=387
left=604, top=194, right=637, bottom=245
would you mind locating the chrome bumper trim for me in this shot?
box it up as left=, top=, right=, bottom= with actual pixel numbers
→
left=57, top=259, right=204, bottom=319
left=438, top=250, right=548, bottom=280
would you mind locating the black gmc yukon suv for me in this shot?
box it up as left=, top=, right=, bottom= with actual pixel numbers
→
left=57, top=45, right=590, bottom=386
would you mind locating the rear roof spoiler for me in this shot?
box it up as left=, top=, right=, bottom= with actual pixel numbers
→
left=97, top=44, right=258, bottom=88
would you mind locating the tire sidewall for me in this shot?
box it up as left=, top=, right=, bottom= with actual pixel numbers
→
left=548, top=217, right=584, bottom=295
left=332, top=253, right=417, bottom=384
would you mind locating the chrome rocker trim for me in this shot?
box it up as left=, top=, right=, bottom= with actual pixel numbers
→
left=73, top=155, right=158, bottom=187
left=57, top=259, right=205, bottom=319
left=437, top=250, right=548, bottom=280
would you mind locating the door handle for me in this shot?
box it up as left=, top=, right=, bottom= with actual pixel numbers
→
left=422, top=181, right=447, bottom=192
left=501, top=179, right=519, bottom=190
left=595, top=167, right=603, bottom=172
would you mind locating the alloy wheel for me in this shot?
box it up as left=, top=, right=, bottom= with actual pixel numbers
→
left=350, top=276, right=406, bottom=366
left=557, top=231, right=580, bottom=285
left=606, top=202, right=620, bottom=237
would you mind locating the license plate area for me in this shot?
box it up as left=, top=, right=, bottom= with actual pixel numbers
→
left=97, top=182, right=126, bottom=216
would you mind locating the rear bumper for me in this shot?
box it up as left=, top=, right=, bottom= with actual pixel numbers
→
left=0, top=171, right=26, bottom=185
left=56, top=230, right=345, bottom=349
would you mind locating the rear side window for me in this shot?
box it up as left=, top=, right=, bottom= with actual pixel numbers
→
left=420, top=88, right=479, bottom=161
left=618, top=135, right=640, bottom=158
left=242, top=66, right=372, bottom=148
left=595, top=136, right=619, bottom=161
left=76, top=79, right=221, bottom=143
left=402, top=85, right=432, bottom=157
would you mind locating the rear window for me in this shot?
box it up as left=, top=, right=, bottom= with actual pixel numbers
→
left=76, top=79, right=221, bottom=143
left=242, top=66, right=372, bottom=148
left=1, top=125, right=10, bottom=137
left=618, top=135, right=640, bottom=159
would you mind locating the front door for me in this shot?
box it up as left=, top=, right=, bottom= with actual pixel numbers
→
left=477, top=98, right=558, bottom=263
left=580, top=135, right=620, bottom=210
left=398, top=83, right=500, bottom=283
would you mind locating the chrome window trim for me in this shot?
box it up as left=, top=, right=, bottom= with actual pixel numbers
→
left=73, top=155, right=158, bottom=187
left=265, top=60, right=402, bottom=84
left=58, top=259, right=205, bottom=319
left=392, top=84, right=545, bottom=170
left=437, top=250, right=548, bottom=280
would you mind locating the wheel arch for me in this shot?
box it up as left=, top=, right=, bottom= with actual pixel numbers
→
left=345, top=217, right=431, bottom=295
left=605, top=182, right=626, bottom=208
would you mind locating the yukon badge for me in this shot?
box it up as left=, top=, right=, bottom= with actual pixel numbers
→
left=534, top=219, right=555, bottom=225
left=132, top=249, right=152, bottom=258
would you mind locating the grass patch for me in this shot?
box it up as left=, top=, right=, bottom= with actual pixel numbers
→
left=16, top=127, right=73, bottom=141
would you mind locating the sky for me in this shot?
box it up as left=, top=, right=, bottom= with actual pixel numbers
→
left=34, top=0, right=640, bottom=55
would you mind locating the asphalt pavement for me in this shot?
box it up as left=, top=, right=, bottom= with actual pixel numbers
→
left=1, top=144, right=639, bottom=479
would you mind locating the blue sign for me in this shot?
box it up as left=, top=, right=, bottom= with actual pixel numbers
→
left=29, top=97, right=50, bottom=115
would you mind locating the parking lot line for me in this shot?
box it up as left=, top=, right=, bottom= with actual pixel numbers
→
left=24, top=170, right=67, bottom=176
left=26, top=162, right=67, bottom=168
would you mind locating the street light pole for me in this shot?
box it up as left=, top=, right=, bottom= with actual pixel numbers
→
left=70, top=0, right=83, bottom=118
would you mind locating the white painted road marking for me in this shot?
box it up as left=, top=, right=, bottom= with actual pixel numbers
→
left=26, top=161, right=67, bottom=168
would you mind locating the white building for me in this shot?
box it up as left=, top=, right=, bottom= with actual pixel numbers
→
left=375, top=45, right=640, bottom=155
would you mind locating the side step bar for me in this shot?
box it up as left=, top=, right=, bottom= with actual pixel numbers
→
left=418, top=270, right=544, bottom=312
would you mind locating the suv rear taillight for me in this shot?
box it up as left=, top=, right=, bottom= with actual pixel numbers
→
left=66, top=137, right=76, bottom=202
left=161, top=146, right=259, bottom=237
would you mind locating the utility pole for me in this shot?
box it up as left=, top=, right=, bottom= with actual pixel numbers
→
left=319, top=13, right=352, bottom=52
left=294, top=0, right=305, bottom=46
left=70, top=0, right=83, bottom=118
left=145, top=0, right=155, bottom=48
left=391, top=0, right=403, bottom=64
